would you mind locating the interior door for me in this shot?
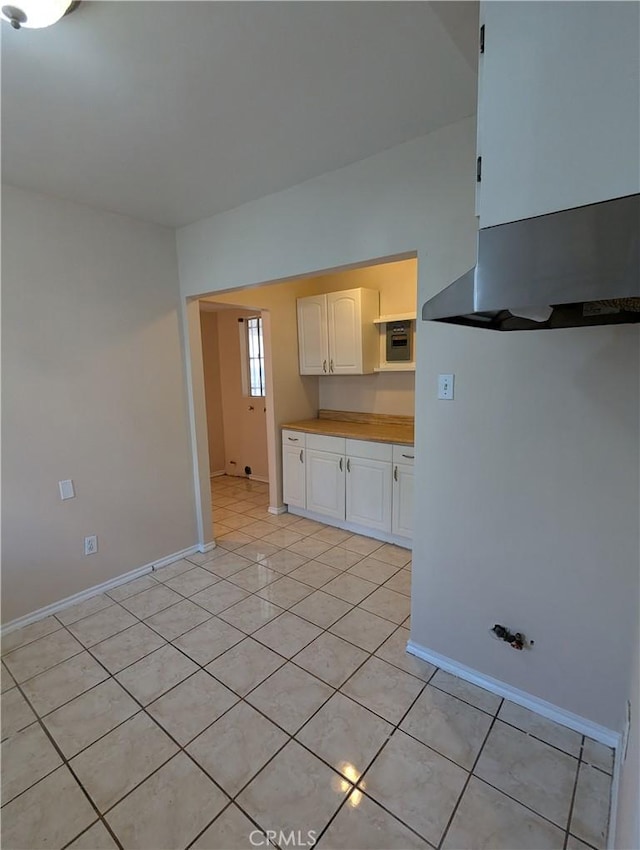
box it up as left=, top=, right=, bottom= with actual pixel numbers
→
left=327, top=290, right=362, bottom=374
left=346, top=455, right=392, bottom=532
left=305, top=449, right=345, bottom=520
left=297, top=295, right=328, bottom=375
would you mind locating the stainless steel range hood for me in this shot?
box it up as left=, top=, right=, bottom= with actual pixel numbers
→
left=422, top=194, right=640, bottom=331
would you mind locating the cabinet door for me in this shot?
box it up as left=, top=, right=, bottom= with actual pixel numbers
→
left=392, top=463, right=414, bottom=540
left=327, top=290, right=362, bottom=374
left=282, top=444, right=306, bottom=509
left=297, top=295, right=329, bottom=375
left=346, top=456, right=392, bottom=533
left=306, top=449, right=345, bottom=521
left=478, top=2, right=640, bottom=228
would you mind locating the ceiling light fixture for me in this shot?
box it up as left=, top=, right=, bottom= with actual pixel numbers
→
left=1, top=0, right=80, bottom=30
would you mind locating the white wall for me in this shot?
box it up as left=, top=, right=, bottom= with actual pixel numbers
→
left=2, top=185, right=197, bottom=622
left=199, top=311, right=226, bottom=474
left=177, top=114, right=639, bottom=736
left=413, top=321, right=639, bottom=731
left=319, top=372, right=415, bottom=417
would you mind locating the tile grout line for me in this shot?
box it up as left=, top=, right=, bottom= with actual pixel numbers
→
left=4, top=577, right=402, bottom=736
left=216, top=480, right=579, bottom=848
left=436, top=702, right=503, bottom=850
left=563, top=736, right=585, bottom=850
left=5, top=554, right=403, bottom=737
left=6, top=674, right=127, bottom=850
left=3, top=570, right=423, bottom=849
left=5, top=559, right=582, bottom=828
left=311, top=662, right=440, bottom=848
left=185, top=486, right=596, bottom=840
left=8, top=621, right=255, bottom=844
left=14, top=605, right=582, bottom=804
left=3, top=579, right=589, bottom=841
left=6, top=485, right=604, bottom=848
left=3, top=612, right=580, bottom=843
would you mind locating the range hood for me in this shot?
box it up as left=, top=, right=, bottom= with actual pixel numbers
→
left=422, top=194, right=640, bottom=331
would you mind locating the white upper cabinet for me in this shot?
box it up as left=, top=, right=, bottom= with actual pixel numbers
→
left=297, top=288, right=379, bottom=375
left=477, top=1, right=640, bottom=228
left=297, top=294, right=329, bottom=374
left=328, top=288, right=379, bottom=374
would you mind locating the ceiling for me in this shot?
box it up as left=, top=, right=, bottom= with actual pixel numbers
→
left=1, top=1, right=478, bottom=227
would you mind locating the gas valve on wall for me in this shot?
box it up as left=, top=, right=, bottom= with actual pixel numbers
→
left=491, top=624, right=531, bottom=651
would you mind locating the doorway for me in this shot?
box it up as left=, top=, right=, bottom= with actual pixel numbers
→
left=186, top=253, right=417, bottom=550
left=200, top=301, right=269, bottom=542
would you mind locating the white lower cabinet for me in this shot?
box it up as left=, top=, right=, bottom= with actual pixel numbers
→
left=282, top=429, right=413, bottom=543
left=305, top=449, right=345, bottom=521
left=282, top=443, right=306, bottom=509
left=392, top=463, right=414, bottom=539
left=344, top=438, right=392, bottom=533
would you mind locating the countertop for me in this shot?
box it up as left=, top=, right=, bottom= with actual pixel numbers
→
left=281, top=410, right=414, bottom=446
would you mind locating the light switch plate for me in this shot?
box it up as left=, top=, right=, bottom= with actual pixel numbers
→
left=59, top=479, right=75, bottom=500
left=438, top=374, right=455, bottom=400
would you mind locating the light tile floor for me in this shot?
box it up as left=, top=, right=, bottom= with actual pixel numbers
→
left=1, top=476, right=613, bottom=850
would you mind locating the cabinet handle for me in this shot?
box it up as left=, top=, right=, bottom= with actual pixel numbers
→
left=288, top=437, right=299, bottom=442
left=300, top=450, right=304, bottom=463
left=346, top=458, right=351, bottom=473
left=339, top=457, right=343, bottom=471
left=402, top=454, right=414, bottom=459
left=330, top=359, right=334, bottom=373
left=323, top=360, right=327, bottom=373
left=394, top=465, right=398, bottom=482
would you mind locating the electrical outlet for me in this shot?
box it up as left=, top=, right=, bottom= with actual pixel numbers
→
left=84, top=535, right=98, bottom=556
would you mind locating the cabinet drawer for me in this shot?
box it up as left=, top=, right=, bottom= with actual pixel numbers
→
left=393, top=444, right=415, bottom=465
left=306, top=433, right=345, bottom=454
left=282, top=430, right=306, bottom=447
left=346, top=439, right=392, bottom=462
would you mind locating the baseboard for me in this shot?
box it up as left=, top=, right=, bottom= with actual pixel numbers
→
left=210, top=470, right=226, bottom=478
left=249, top=474, right=269, bottom=484
left=406, top=639, right=621, bottom=749
left=197, top=542, right=216, bottom=554
left=268, top=505, right=288, bottom=515
left=150, top=545, right=200, bottom=571
left=286, top=505, right=413, bottom=549
left=608, top=735, right=624, bottom=850
left=0, top=544, right=200, bottom=637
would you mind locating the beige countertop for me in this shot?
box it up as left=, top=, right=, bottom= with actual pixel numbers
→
left=281, top=410, right=414, bottom=446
